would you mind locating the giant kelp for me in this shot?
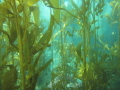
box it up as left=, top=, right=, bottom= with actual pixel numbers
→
left=0, top=0, right=120, bottom=90
left=46, top=0, right=120, bottom=90
left=0, top=0, right=54, bottom=90
left=106, top=0, right=120, bottom=27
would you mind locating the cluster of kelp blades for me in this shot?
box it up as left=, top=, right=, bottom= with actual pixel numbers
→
left=0, top=0, right=54, bottom=90
left=0, top=0, right=120, bottom=90
left=47, top=0, right=120, bottom=90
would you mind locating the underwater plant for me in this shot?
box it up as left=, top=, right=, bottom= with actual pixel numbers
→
left=105, top=0, right=120, bottom=26
left=0, top=0, right=120, bottom=90
left=0, top=0, right=55, bottom=90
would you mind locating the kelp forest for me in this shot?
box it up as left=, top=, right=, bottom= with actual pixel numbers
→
left=0, top=0, right=120, bottom=90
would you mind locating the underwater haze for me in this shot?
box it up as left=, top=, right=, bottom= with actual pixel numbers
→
left=0, top=0, right=120, bottom=90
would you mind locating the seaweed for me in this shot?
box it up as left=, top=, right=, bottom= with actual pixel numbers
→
left=0, top=0, right=120, bottom=90
left=0, top=0, right=53, bottom=90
